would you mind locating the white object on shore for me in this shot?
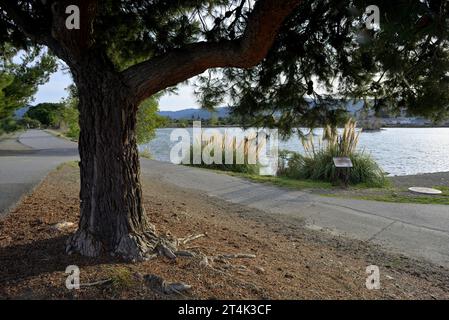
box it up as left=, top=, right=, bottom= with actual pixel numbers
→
left=408, top=187, right=442, bottom=195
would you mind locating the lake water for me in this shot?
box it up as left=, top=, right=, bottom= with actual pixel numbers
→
left=142, top=127, right=449, bottom=176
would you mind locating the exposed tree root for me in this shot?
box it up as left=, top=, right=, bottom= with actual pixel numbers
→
left=66, top=229, right=105, bottom=258
left=66, top=228, right=180, bottom=261
left=174, top=250, right=196, bottom=257
left=62, top=227, right=260, bottom=279
left=67, top=225, right=255, bottom=273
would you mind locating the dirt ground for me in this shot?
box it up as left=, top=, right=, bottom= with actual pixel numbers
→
left=1, top=163, right=448, bottom=300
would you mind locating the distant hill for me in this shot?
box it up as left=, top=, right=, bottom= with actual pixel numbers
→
left=158, top=101, right=366, bottom=120
left=158, top=107, right=230, bottom=120
left=14, top=105, right=32, bottom=119
left=15, top=101, right=366, bottom=121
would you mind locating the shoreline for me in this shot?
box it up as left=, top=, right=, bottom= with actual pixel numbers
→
left=141, top=155, right=449, bottom=187
left=389, top=171, right=449, bottom=189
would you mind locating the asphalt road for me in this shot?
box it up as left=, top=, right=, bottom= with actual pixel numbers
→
left=1, top=130, right=448, bottom=267
left=0, top=130, right=78, bottom=216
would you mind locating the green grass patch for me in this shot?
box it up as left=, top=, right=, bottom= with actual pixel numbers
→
left=211, top=168, right=449, bottom=205
left=56, top=161, right=79, bottom=171
left=107, top=266, right=138, bottom=290
left=44, top=129, right=78, bottom=142
left=211, top=169, right=381, bottom=191
left=226, top=171, right=334, bottom=189
left=339, top=193, right=449, bottom=205
left=434, top=186, right=449, bottom=194
left=323, top=185, right=449, bottom=205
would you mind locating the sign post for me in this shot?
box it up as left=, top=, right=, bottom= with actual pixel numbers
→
left=333, top=157, right=353, bottom=187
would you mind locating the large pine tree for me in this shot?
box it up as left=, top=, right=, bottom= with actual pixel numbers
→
left=0, top=0, right=301, bottom=260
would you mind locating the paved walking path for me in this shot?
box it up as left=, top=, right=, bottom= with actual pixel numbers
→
left=141, top=159, right=449, bottom=267
left=0, top=130, right=78, bottom=216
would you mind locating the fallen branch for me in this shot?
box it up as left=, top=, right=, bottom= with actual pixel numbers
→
left=175, top=250, right=196, bottom=257
left=218, top=253, right=257, bottom=259
left=178, top=233, right=206, bottom=245
left=156, top=242, right=177, bottom=260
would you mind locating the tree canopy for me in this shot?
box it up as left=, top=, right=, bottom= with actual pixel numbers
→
left=0, top=0, right=300, bottom=101
left=195, top=0, right=449, bottom=135
left=1, top=1, right=448, bottom=133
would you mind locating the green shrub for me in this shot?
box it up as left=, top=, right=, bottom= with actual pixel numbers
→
left=25, top=103, right=64, bottom=127
left=136, top=97, right=167, bottom=145
left=279, top=120, right=388, bottom=187
left=60, top=103, right=80, bottom=139
left=281, top=150, right=387, bottom=187
left=0, top=117, right=23, bottom=133
left=58, top=92, right=165, bottom=143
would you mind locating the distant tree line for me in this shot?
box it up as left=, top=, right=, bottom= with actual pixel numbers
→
left=161, top=113, right=250, bottom=128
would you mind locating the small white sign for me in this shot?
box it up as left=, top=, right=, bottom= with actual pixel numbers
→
left=333, top=157, right=353, bottom=168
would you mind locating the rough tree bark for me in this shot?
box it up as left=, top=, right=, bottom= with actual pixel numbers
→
left=64, top=61, right=157, bottom=259
left=0, top=0, right=301, bottom=260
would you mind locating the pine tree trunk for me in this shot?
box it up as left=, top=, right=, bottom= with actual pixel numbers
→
left=66, top=67, right=169, bottom=260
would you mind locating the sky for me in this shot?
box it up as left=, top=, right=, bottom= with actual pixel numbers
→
left=33, top=68, right=202, bottom=111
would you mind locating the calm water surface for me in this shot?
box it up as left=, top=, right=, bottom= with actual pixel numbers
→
left=142, top=127, right=449, bottom=176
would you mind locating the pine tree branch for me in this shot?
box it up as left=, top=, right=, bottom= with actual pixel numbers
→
left=0, top=1, right=47, bottom=43
left=0, top=0, right=62, bottom=56
left=122, top=0, right=301, bottom=103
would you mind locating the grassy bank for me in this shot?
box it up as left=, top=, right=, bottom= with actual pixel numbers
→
left=44, top=128, right=78, bottom=142
left=212, top=169, right=449, bottom=205
left=218, top=170, right=334, bottom=190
